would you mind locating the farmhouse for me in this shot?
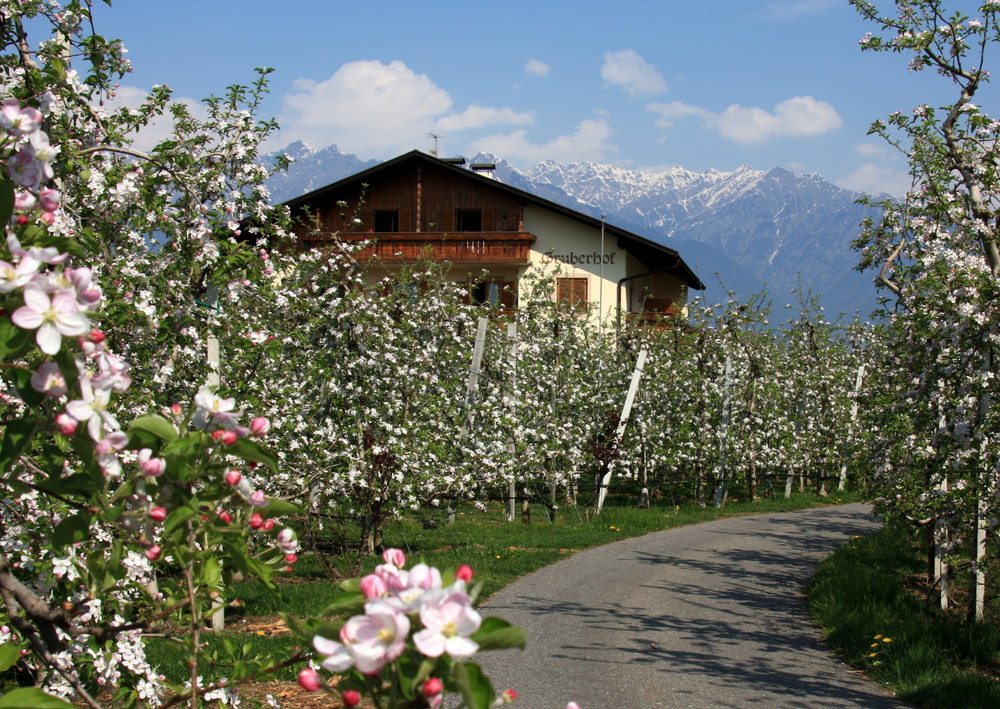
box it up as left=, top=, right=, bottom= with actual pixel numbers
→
left=284, top=150, right=704, bottom=323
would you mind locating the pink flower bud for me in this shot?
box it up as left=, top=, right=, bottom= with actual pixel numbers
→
left=137, top=449, right=166, bottom=477
left=56, top=412, right=77, bottom=436
left=456, top=564, right=474, bottom=582
left=90, top=329, right=105, bottom=344
left=145, top=545, right=162, bottom=562
left=248, top=512, right=264, bottom=529
left=297, top=668, right=321, bottom=693
left=170, top=403, right=182, bottom=415
left=39, top=188, right=60, bottom=212
left=343, top=689, right=361, bottom=708
left=218, top=511, right=232, bottom=524
left=249, top=489, right=269, bottom=507
left=422, top=677, right=444, bottom=699
left=567, top=704, right=581, bottom=709
left=225, top=470, right=242, bottom=486
left=250, top=417, right=270, bottom=436
left=149, top=507, right=167, bottom=522
left=285, top=553, right=298, bottom=564
left=382, top=548, right=406, bottom=567
left=501, top=689, right=518, bottom=704
left=360, top=573, right=388, bottom=599
left=262, top=518, right=275, bottom=531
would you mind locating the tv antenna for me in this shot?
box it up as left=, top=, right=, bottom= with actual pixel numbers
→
left=427, top=132, right=439, bottom=157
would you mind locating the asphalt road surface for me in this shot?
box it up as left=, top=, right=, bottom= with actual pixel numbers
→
left=475, top=503, right=909, bottom=709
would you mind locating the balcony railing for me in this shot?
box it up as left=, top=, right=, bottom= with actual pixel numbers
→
left=302, top=232, right=536, bottom=265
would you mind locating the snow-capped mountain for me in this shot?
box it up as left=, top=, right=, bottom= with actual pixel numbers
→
left=264, top=143, right=884, bottom=317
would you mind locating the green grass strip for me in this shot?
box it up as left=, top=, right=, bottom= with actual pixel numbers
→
left=807, top=525, right=1000, bottom=709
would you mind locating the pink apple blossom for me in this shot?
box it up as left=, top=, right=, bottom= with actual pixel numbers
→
left=30, top=362, right=67, bottom=397
left=11, top=285, right=90, bottom=355
left=340, top=600, right=411, bottom=674
left=55, top=412, right=77, bottom=436
left=276, top=528, right=299, bottom=554
left=65, top=371, right=120, bottom=440
left=413, top=591, right=481, bottom=660
left=0, top=98, right=41, bottom=136
left=0, top=257, right=39, bottom=293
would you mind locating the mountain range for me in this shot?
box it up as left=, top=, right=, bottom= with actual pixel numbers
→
left=265, top=142, right=886, bottom=318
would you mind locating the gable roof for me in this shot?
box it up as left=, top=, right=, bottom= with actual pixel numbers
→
left=283, top=149, right=705, bottom=290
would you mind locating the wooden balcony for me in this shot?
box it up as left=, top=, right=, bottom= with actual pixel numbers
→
left=626, top=298, right=678, bottom=326
left=302, top=232, right=536, bottom=265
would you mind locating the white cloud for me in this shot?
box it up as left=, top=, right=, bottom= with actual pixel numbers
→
left=601, top=50, right=667, bottom=96
left=647, top=101, right=712, bottom=129
left=836, top=163, right=911, bottom=198
left=853, top=142, right=890, bottom=157
left=469, top=117, right=615, bottom=165
left=102, top=85, right=206, bottom=153
left=525, top=58, right=550, bottom=77
left=715, top=96, right=842, bottom=142
left=649, top=96, right=842, bottom=143
left=435, top=105, right=533, bottom=132
left=766, top=0, right=838, bottom=19
left=277, top=60, right=534, bottom=158
left=279, top=60, right=452, bottom=156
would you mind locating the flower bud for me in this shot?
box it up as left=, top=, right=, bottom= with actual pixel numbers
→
left=382, top=548, right=406, bottom=567
left=285, top=553, right=298, bottom=564
left=501, top=689, right=518, bottom=704
left=422, top=677, right=444, bottom=699
left=149, top=507, right=167, bottom=522
left=250, top=417, right=270, bottom=436
left=360, top=573, right=388, bottom=599
left=262, top=518, right=275, bottom=531
left=456, top=564, right=474, bottom=583
left=55, top=412, right=77, bottom=436
left=297, top=668, right=321, bottom=692
left=225, top=470, right=242, bottom=486
left=145, top=545, right=162, bottom=562
left=342, top=689, right=361, bottom=708
left=218, top=510, right=232, bottom=524
left=248, top=512, right=264, bottom=529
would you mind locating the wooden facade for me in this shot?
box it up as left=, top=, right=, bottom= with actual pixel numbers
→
left=284, top=151, right=705, bottom=319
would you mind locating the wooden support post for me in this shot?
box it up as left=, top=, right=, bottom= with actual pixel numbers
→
left=594, top=349, right=647, bottom=515
left=504, top=322, right=518, bottom=523
left=713, top=353, right=733, bottom=508
left=838, top=364, right=865, bottom=491
left=452, top=317, right=488, bottom=524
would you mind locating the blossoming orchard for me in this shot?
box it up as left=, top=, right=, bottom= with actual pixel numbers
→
left=1, top=0, right=998, bottom=707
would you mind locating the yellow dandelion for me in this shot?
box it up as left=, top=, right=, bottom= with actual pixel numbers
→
left=882, top=638, right=892, bottom=643
left=869, top=652, right=878, bottom=658
left=874, top=634, right=883, bottom=640
left=870, top=643, right=879, bottom=648
left=256, top=630, right=266, bottom=636
left=495, top=555, right=501, bottom=559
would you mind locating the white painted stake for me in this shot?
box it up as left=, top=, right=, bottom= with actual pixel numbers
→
left=594, top=349, right=647, bottom=515
left=452, top=317, right=489, bottom=524
left=503, top=322, right=518, bottom=523
left=838, top=363, right=865, bottom=491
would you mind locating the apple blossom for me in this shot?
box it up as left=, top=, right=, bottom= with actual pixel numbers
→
left=413, top=591, right=481, bottom=660
left=11, top=284, right=91, bottom=354
left=30, top=361, right=67, bottom=397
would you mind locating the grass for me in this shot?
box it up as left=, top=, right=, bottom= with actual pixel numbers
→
left=146, top=488, right=863, bottom=684
left=807, top=524, right=1000, bottom=708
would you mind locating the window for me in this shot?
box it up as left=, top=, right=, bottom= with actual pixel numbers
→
left=455, top=210, right=482, bottom=232
left=374, top=210, right=400, bottom=232
left=556, top=277, right=588, bottom=310
left=470, top=279, right=516, bottom=309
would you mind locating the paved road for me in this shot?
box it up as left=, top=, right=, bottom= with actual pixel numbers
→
left=476, top=503, right=909, bottom=709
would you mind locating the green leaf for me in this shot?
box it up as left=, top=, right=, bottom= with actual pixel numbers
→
left=0, top=643, right=21, bottom=672
left=471, top=617, right=527, bottom=651
left=229, top=437, right=279, bottom=473
left=52, top=512, right=91, bottom=548
left=311, top=619, right=346, bottom=642
left=261, top=498, right=301, bottom=520
left=317, top=592, right=365, bottom=617
left=0, top=687, right=78, bottom=707
left=452, top=661, right=494, bottom=709
left=0, top=418, right=36, bottom=478
left=129, top=414, right=178, bottom=443
left=0, top=179, right=15, bottom=226
left=0, top=318, right=32, bottom=360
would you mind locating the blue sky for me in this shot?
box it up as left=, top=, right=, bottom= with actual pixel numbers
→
left=84, top=0, right=995, bottom=196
